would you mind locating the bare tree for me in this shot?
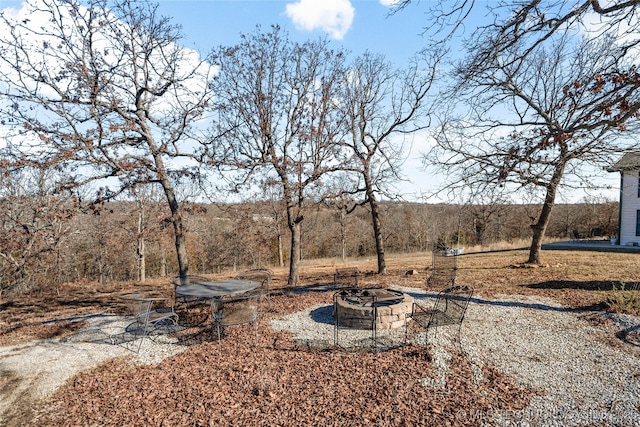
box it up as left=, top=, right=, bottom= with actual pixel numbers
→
left=323, top=188, right=356, bottom=263
left=208, top=26, right=348, bottom=286
left=0, top=166, right=74, bottom=294
left=259, top=180, right=287, bottom=268
left=427, top=34, right=640, bottom=264
left=464, top=187, right=510, bottom=245
left=339, top=52, right=439, bottom=274
left=126, top=185, right=166, bottom=282
left=397, top=0, right=640, bottom=59
left=466, top=0, right=640, bottom=71
left=0, top=0, right=215, bottom=277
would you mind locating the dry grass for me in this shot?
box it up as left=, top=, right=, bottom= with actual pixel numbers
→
left=298, top=249, right=640, bottom=309
left=2, top=248, right=640, bottom=346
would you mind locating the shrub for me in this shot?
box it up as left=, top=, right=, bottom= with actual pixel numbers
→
left=605, top=282, right=640, bottom=315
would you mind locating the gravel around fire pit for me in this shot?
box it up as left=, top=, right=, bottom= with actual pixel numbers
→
left=270, top=285, right=640, bottom=426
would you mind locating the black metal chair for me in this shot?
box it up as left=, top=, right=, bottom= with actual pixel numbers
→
left=426, top=250, right=457, bottom=289
left=333, top=288, right=377, bottom=349
left=121, top=292, right=179, bottom=352
left=172, top=275, right=211, bottom=326
left=212, top=293, right=259, bottom=347
left=405, top=285, right=473, bottom=349
left=235, top=268, right=273, bottom=313
left=333, top=267, right=360, bottom=289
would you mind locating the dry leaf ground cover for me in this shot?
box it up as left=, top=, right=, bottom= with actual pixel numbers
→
left=1, top=248, right=640, bottom=426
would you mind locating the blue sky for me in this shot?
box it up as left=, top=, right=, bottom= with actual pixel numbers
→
left=159, top=0, right=616, bottom=203
left=0, top=0, right=435, bottom=63
left=0, top=0, right=448, bottom=200
left=0, top=0, right=440, bottom=79
left=152, top=0, right=431, bottom=65
left=0, top=0, right=621, bottom=202
left=151, top=0, right=446, bottom=200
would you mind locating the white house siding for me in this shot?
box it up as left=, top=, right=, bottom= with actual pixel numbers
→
left=619, top=170, right=640, bottom=246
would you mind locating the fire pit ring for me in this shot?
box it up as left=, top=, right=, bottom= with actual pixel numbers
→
left=334, top=288, right=414, bottom=330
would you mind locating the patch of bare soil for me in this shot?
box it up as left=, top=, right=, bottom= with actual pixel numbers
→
left=0, top=369, right=35, bottom=427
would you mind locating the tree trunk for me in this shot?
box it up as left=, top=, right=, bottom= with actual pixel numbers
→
left=137, top=233, right=146, bottom=282
left=288, top=220, right=301, bottom=287
left=527, top=163, right=565, bottom=264
left=153, top=152, right=189, bottom=276
left=340, top=208, right=347, bottom=263
left=277, top=232, right=284, bottom=267
left=160, top=247, right=167, bottom=277
left=271, top=204, right=285, bottom=267
left=137, top=205, right=146, bottom=282
left=166, top=192, right=189, bottom=276
left=368, top=192, right=386, bottom=274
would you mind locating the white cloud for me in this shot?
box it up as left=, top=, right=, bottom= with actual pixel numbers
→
left=285, top=0, right=354, bottom=40
left=379, top=0, right=401, bottom=6
left=580, top=10, right=640, bottom=56
left=0, top=0, right=216, bottom=154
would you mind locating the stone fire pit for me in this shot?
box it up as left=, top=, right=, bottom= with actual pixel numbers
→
left=334, top=288, right=414, bottom=330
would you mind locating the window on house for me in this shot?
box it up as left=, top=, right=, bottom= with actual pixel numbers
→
left=637, top=210, right=640, bottom=236
left=638, top=172, right=640, bottom=197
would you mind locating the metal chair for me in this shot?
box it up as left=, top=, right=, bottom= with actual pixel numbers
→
left=121, top=292, right=179, bottom=352
left=426, top=250, right=457, bottom=288
left=405, top=285, right=473, bottom=349
left=235, top=268, right=273, bottom=313
left=172, top=275, right=211, bottom=326
left=212, top=294, right=259, bottom=347
left=333, top=288, right=377, bottom=349
left=333, top=267, right=360, bottom=289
